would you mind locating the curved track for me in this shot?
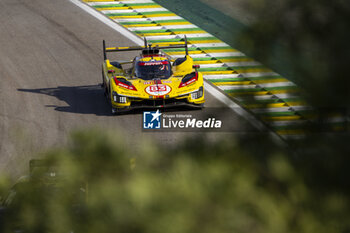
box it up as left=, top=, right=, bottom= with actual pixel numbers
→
left=0, top=0, right=256, bottom=177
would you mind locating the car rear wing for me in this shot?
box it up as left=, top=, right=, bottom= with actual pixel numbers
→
left=103, top=36, right=189, bottom=60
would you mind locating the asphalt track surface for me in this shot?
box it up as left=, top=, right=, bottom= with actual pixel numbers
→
left=0, top=0, right=257, bottom=178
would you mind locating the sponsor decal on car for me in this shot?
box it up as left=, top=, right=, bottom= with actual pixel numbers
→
left=139, top=61, right=169, bottom=66
left=179, top=78, right=196, bottom=88
left=145, top=84, right=172, bottom=96
left=114, top=78, right=137, bottom=91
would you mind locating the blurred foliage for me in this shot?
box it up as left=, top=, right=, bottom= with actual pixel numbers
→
left=238, top=0, right=350, bottom=108
left=0, top=130, right=349, bottom=233
left=235, top=0, right=350, bottom=207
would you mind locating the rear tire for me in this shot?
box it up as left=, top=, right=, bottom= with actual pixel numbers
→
left=102, top=71, right=108, bottom=98
left=101, top=71, right=105, bottom=86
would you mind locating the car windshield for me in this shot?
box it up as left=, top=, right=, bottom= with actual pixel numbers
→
left=135, top=61, right=172, bottom=80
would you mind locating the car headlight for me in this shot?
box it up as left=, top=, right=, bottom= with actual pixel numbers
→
left=112, top=91, right=127, bottom=103
left=119, top=96, right=127, bottom=103
left=191, top=86, right=203, bottom=99
left=112, top=91, right=117, bottom=102
left=191, top=92, right=198, bottom=100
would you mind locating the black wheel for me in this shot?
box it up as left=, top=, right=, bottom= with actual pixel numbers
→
left=101, top=71, right=105, bottom=86
left=103, top=86, right=109, bottom=98
left=102, top=71, right=108, bottom=97
left=105, top=85, right=111, bottom=103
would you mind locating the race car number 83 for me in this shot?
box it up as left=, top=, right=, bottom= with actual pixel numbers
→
left=145, top=84, right=172, bottom=96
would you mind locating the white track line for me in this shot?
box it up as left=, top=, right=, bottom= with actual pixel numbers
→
left=101, top=8, right=168, bottom=14
left=273, top=93, right=302, bottom=99
left=226, top=61, right=262, bottom=67
left=203, top=74, right=242, bottom=79
left=257, top=82, right=295, bottom=88
left=145, top=33, right=213, bottom=40
left=89, top=1, right=154, bottom=5
left=196, top=63, right=229, bottom=68
left=189, top=43, right=229, bottom=47
left=70, top=0, right=144, bottom=46
left=290, top=106, right=313, bottom=111
left=234, top=94, right=304, bottom=102
left=251, top=107, right=293, bottom=113
left=205, top=52, right=245, bottom=57
left=199, top=62, right=261, bottom=69
left=115, top=16, right=183, bottom=22
left=137, top=25, right=199, bottom=30
left=170, top=54, right=207, bottom=58
left=220, top=85, right=257, bottom=90
left=242, top=72, right=279, bottom=77
left=170, top=52, right=244, bottom=58
left=127, top=25, right=198, bottom=31
left=234, top=94, right=300, bottom=103
left=235, top=95, right=277, bottom=101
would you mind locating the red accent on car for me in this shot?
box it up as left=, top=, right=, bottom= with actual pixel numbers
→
left=138, top=61, right=169, bottom=66
left=193, top=65, right=200, bottom=69
left=142, top=54, right=161, bottom=57
left=114, top=77, right=137, bottom=91
left=154, top=80, right=162, bottom=84
left=179, top=73, right=198, bottom=88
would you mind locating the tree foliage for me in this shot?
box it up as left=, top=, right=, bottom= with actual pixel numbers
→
left=0, top=130, right=349, bottom=233
left=239, top=0, right=350, bottom=108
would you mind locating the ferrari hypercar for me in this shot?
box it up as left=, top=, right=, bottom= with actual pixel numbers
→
left=101, top=37, right=205, bottom=114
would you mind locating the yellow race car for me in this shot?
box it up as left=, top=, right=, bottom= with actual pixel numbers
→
left=101, top=38, right=205, bottom=114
